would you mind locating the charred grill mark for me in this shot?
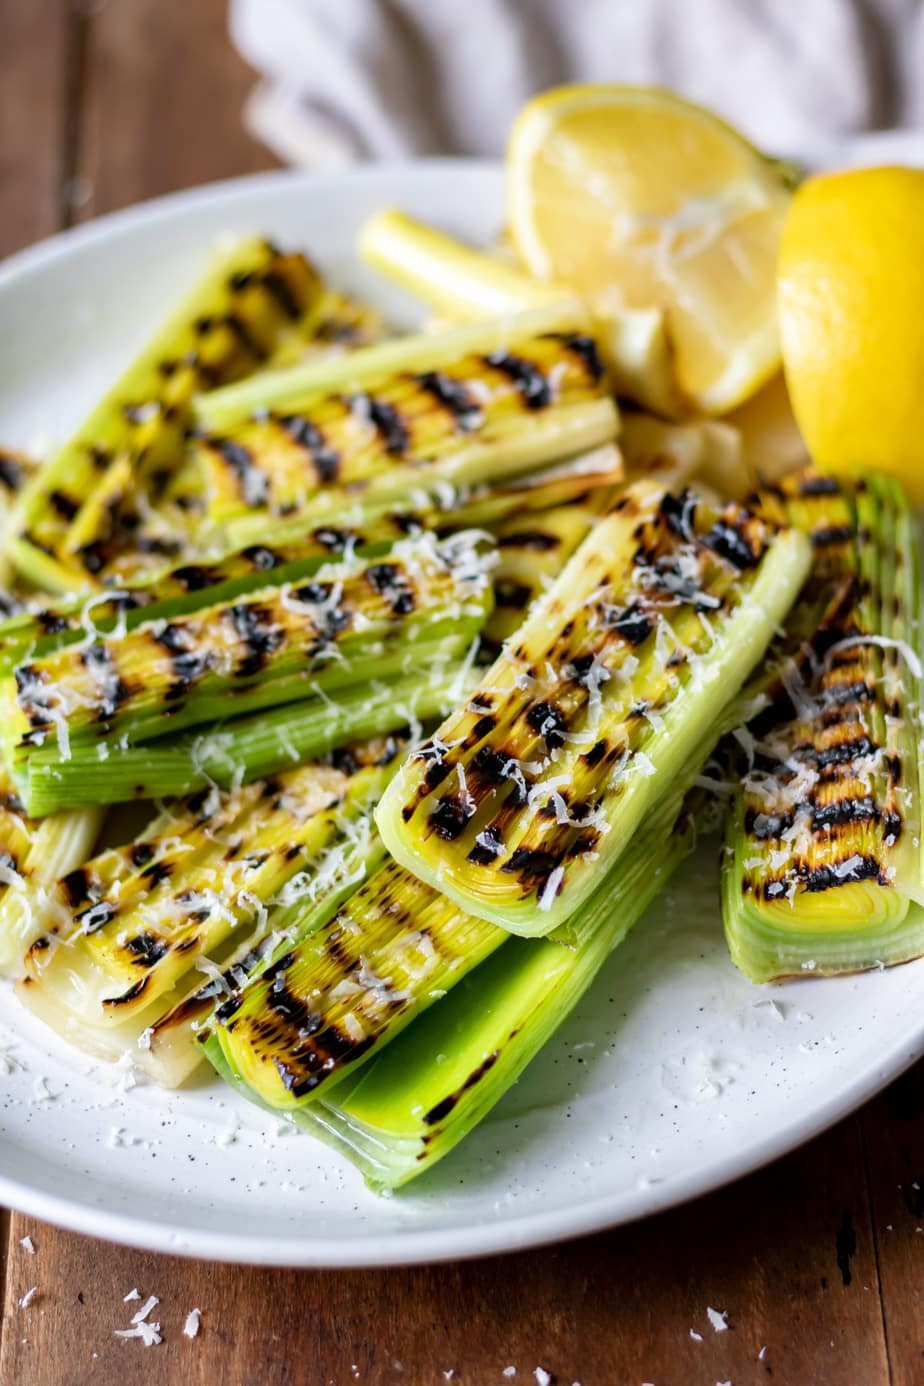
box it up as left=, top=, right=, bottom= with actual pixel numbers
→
left=102, top=975, right=151, bottom=1008
left=365, top=562, right=415, bottom=615
left=604, top=600, right=652, bottom=646
left=422, top=1050, right=501, bottom=1126
left=811, top=796, right=878, bottom=831
left=36, top=610, right=69, bottom=635
left=812, top=524, right=854, bottom=548
left=483, top=350, right=552, bottom=409
left=803, top=855, right=886, bottom=892
left=141, top=859, right=174, bottom=888
left=556, top=331, right=604, bottom=383
left=224, top=311, right=267, bottom=361
left=659, top=490, right=698, bottom=543
left=211, top=437, right=268, bottom=506
left=48, top=489, right=80, bottom=521
left=702, top=517, right=762, bottom=570
left=354, top=396, right=410, bottom=456
left=241, top=544, right=281, bottom=572
left=60, top=866, right=94, bottom=908
left=153, top=622, right=213, bottom=699
left=423, top=757, right=452, bottom=792
left=814, top=735, right=876, bottom=769
left=124, top=931, right=170, bottom=968
left=416, top=370, right=483, bottom=431
left=798, top=474, right=841, bottom=497
left=526, top=700, right=568, bottom=750
left=278, top=414, right=340, bottom=483
left=467, top=826, right=504, bottom=865
left=744, top=809, right=794, bottom=840
left=171, top=563, right=210, bottom=591
left=583, top=739, right=608, bottom=769
left=500, top=846, right=561, bottom=881
left=128, top=842, right=156, bottom=869
left=429, top=795, right=474, bottom=840
left=227, top=602, right=283, bottom=678
left=81, top=643, right=132, bottom=718
left=261, top=267, right=304, bottom=320
left=76, top=899, right=116, bottom=934
left=471, top=745, right=514, bottom=788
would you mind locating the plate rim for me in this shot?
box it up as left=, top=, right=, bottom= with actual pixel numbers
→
left=2, top=160, right=923, bottom=1268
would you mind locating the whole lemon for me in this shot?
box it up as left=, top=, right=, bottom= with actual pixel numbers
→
left=778, top=166, right=924, bottom=502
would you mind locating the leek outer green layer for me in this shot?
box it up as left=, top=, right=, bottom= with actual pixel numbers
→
left=17, top=749, right=396, bottom=1052
left=19, top=667, right=466, bottom=815
left=191, top=302, right=618, bottom=548
left=722, top=471, right=924, bottom=981
left=1, top=531, right=492, bottom=809
left=8, top=240, right=323, bottom=593
left=300, top=795, right=698, bottom=1191
left=374, top=478, right=812, bottom=936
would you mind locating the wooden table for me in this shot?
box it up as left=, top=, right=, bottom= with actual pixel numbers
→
left=2, top=3, right=923, bottom=1382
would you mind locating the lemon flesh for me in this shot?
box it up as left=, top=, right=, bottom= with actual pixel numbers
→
left=508, top=85, right=792, bottom=413
left=778, top=166, right=924, bottom=504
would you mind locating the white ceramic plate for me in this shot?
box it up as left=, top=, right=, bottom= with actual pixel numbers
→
left=2, top=161, right=924, bottom=1268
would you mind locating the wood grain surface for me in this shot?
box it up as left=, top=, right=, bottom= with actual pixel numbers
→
left=1, top=3, right=923, bottom=1383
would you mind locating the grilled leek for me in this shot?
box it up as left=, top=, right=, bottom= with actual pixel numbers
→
left=375, top=479, right=811, bottom=935
left=204, top=778, right=694, bottom=1114
left=21, top=666, right=468, bottom=815
left=723, top=471, right=924, bottom=980
left=192, top=302, right=618, bottom=547
left=299, top=795, right=698, bottom=1190
left=2, top=532, right=492, bottom=811
left=17, top=749, right=394, bottom=1058
left=0, top=445, right=622, bottom=677
left=8, top=240, right=323, bottom=592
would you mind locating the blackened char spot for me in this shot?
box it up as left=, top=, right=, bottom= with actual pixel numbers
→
left=416, top=371, right=482, bottom=431
left=558, top=331, right=604, bottom=382
left=422, top=1050, right=500, bottom=1126
left=501, top=846, right=561, bottom=881
left=141, top=859, right=174, bottom=888
left=702, top=519, right=760, bottom=570
left=483, top=350, right=552, bottom=409
left=279, top=414, right=340, bottom=483
left=103, top=976, right=151, bottom=1008
left=815, top=735, right=876, bottom=769
left=812, top=797, right=878, bottom=831
left=429, top=795, right=474, bottom=840
left=583, top=739, right=608, bottom=769
left=171, top=563, right=210, bottom=591
left=604, top=600, right=652, bottom=646
left=60, top=866, right=93, bottom=908
left=359, top=396, right=410, bottom=456
left=228, top=602, right=283, bottom=677
left=129, top=842, right=156, bottom=869
left=366, top=562, right=415, bottom=615
left=124, top=931, right=170, bottom=968
left=659, top=490, right=697, bottom=542
left=212, top=438, right=268, bottom=506
left=812, top=524, right=854, bottom=548
left=241, top=544, right=280, bottom=572
left=803, top=855, right=884, bottom=892
left=526, top=700, right=567, bottom=749
left=261, top=267, right=303, bottom=320
left=81, top=642, right=132, bottom=718
left=744, top=808, right=794, bottom=840
left=798, top=474, right=841, bottom=497
left=467, top=826, right=504, bottom=865
left=48, top=489, right=79, bottom=521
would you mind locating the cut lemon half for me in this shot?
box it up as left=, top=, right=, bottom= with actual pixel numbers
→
left=508, top=85, right=795, bottom=413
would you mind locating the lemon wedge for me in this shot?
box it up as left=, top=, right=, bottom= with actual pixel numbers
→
left=778, top=165, right=924, bottom=503
left=507, top=84, right=794, bottom=414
